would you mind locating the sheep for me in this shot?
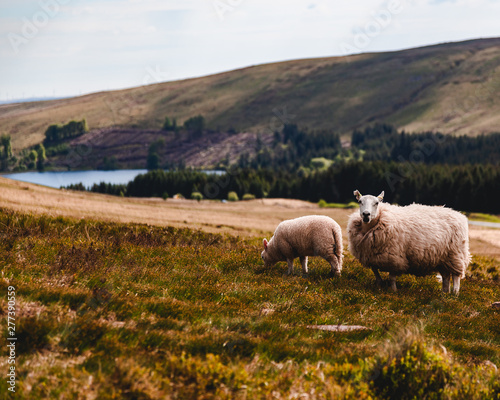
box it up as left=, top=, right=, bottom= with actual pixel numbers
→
left=261, top=215, right=343, bottom=277
left=347, top=190, right=470, bottom=294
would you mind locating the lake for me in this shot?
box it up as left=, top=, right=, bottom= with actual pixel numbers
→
left=2, top=169, right=225, bottom=189
left=3, top=169, right=149, bottom=189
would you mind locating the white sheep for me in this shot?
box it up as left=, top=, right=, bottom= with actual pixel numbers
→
left=347, top=190, right=470, bottom=294
left=261, top=215, right=343, bottom=276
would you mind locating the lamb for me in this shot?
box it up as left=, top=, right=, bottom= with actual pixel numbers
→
left=261, top=215, right=343, bottom=276
left=347, top=190, right=470, bottom=294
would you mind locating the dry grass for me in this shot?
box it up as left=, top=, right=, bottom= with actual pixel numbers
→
left=1, top=176, right=499, bottom=260
left=0, top=177, right=349, bottom=237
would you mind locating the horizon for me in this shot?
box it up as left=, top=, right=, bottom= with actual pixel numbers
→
left=2, top=0, right=500, bottom=102
left=2, top=35, right=499, bottom=105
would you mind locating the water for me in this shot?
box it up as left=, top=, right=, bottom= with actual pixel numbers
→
left=2, top=169, right=226, bottom=189
left=3, top=169, right=148, bottom=189
left=468, top=220, right=500, bottom=229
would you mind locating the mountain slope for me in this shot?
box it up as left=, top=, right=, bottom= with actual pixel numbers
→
left=2, top=38, right=500, bottom=151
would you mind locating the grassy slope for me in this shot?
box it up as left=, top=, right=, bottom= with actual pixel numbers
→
left=0, top=178, right=499, bottom=398
left=0, top=209, right=499, bottom=399
left=2, top=38, right=500, bottom=152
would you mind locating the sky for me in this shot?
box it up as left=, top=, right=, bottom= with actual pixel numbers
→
left=1, top=0, right=500, bottom=102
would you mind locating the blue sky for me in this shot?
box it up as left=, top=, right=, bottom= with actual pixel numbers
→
left=1, top=0, right=499, bottom=101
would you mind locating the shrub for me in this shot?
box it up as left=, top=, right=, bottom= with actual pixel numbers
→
left=191, top=192, right=203, bottom=201
left=242, top=194, right=255, bottom=201
left=370, top=326, right=453, bottom=400
left=162, top=117, right=177, bottom=131
left=16, top=316, right=54, bottom=354
left=184, top=115, right=205, bottom=136
left=61, top=319, right=107, bottom=355
left=228, top=191, right=239, bottom=202
left=44, top=119, right=88, bottom=144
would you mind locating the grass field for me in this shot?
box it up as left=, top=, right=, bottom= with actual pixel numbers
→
left=0, top=178, right=499, bottom=398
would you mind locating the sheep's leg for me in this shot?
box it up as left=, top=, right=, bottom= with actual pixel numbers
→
left=286, top=259, right=294, bottom=275
left=300, top=256, right=308, bottom=275
left=452, top=275, right=461, bottom=295
left=372, top=268, right=384, bottom=286
left=441, top=271, right=451, bottom=293
left=388, top=274, right=397, bottom=292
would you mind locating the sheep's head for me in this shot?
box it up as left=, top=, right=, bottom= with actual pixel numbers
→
left=354, top=190, right=384, bottom=224
left=261, top=238, right=276, bottom=267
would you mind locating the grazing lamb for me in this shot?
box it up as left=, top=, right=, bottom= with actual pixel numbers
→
left=347, top=190, right=470, bottom=294
left=261, top=215, right=343, bottom=276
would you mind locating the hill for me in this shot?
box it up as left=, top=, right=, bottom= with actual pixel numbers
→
left=1, top=38, right=500, bottom=153
left=49, top=127, right=275, bottom=170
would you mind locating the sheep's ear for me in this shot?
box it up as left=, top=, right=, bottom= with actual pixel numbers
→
left=377, top=191, right=385, bottom=201
left=263, top=239, right=268, bottom=249
left=354, top=190, right=362, bottom=201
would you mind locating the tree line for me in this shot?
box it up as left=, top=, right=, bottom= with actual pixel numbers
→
left=44, top=119, right=88, bottom=144
left=352, top=123, right=500, bottom=165
left=67, top=161, right=500, bottom=214
left=0, top=134, right=47, bottom=172
left=64, top=122, right=500, bottom=213
left=237, top=124, right=342, bottom=170
left=0, top=119, right=89, bottom=172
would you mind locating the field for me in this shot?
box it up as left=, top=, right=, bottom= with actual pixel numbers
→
left=0, top=177, right=499, bottom=399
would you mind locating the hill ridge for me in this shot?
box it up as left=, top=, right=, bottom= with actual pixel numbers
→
left=1, top=37, right=500, bottom=151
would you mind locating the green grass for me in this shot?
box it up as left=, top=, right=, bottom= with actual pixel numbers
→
left=0, top=208, right=499, bottom=398
left=310, top=157, right=334, bottom=170
left=468, top=212, right=500, bottom=224
left=318, top=199, right=359, bottom=209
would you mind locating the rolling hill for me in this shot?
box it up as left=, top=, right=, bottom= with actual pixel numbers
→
left=1, top=37, right=500, bottom=153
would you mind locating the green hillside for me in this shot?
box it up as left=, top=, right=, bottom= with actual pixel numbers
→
left=1, top=38, right=500, bottom=152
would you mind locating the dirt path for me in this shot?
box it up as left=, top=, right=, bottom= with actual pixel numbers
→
left=1, top=177, right=499, bottom=260
left=469, top=227, right=500, bottom=260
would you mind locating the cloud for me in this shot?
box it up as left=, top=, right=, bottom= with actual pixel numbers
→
left=1, top=0, right=500, bottom=100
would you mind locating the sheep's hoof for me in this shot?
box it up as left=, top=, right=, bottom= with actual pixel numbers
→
left=329, top=271, right=341, bottom=278
left=301, top=272, right=309, bottom=278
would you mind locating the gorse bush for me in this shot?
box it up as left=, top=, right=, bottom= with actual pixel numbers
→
left=228, top=191, right=239, bottom=202
left=370, top=328, right=452, bottom=400
left=191, top=191, right=203, bottom=201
